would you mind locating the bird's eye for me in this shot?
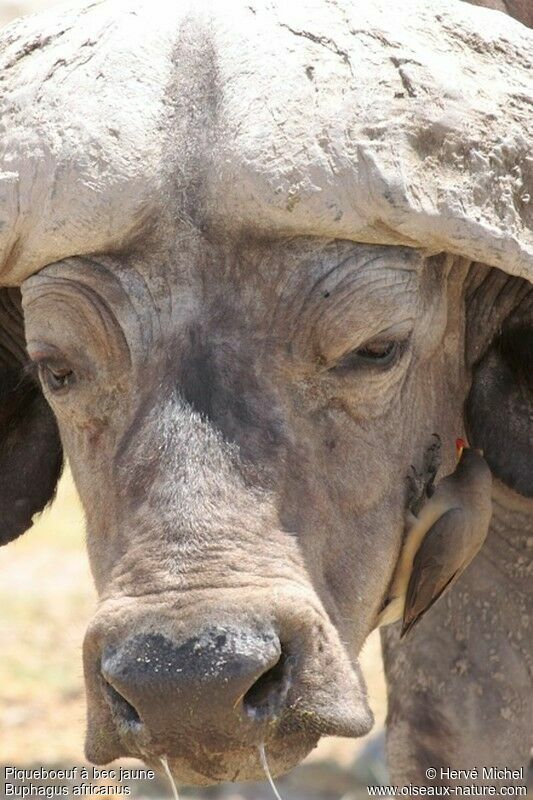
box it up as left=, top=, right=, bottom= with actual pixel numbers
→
left=331, top=340, right=402, bottom=373
left=39, top=364, right=75, bottom=393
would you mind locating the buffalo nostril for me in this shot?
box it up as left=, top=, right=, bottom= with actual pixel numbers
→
left=243, top=648, right=293, bottom=721
left=103, top=680, right=142, bottom=728
left=99, top=629, right=286, bottom=743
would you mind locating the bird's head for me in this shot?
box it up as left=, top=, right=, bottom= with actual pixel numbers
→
left=455, top=437, right=466, bottom=462
left=456, top=437, right=484, bottom=462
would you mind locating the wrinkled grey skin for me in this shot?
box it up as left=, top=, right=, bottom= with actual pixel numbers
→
left=1, top=0, right=532, bottom=788
left=23, top=244, right=458, bottom=780
left=20, top=247, right=532, bottom=786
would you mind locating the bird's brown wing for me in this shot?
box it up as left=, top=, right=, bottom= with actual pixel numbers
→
left=401, top=507, right=467, bottom=638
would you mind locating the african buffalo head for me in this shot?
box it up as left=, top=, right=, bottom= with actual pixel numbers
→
left=1, top=0, right=531, bottom=786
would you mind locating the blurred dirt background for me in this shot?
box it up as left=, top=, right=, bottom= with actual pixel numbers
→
left=0, top=1, right=388, bottom=797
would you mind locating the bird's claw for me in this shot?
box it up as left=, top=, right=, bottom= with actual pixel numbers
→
left=406, top=434, right=443, bottom=515
left=423, top=433, right=442, bottom=497
left=406, top=464, right=426, bottom=516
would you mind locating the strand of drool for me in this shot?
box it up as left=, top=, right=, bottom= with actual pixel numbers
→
left=160, top=756, right=180, bottom=800
left=258, top=742, right=284, bottom=800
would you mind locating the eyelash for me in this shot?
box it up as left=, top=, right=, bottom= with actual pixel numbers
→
left=329, top=339, right=405, bottom=374
left=37, top=363, right=75, bottom=394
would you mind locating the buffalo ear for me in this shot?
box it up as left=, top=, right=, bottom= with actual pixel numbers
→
left=465, top=325, right=532, bottom=498
left=0, top=290, right=63, bottom=545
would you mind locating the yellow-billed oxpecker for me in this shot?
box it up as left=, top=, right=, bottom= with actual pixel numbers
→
left=377, top=438, right=493, bottom=636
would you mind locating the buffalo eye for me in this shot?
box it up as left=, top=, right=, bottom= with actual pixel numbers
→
left=355, top=340, right=398, bottom=363
left=39, top=364, right=75, bottom=393
left=332, top=340, right=402, bottom=373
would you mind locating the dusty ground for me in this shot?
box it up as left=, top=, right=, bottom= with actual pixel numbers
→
left=0, top=1, right=388, bottom=797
